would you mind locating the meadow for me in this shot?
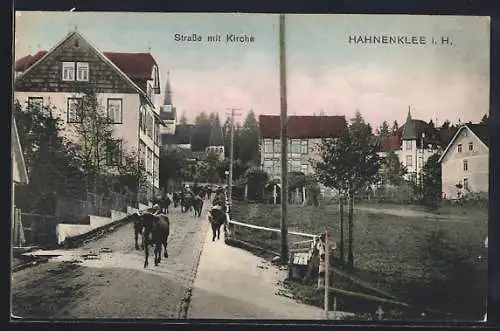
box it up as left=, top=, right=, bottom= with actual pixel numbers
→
left=230, top=199, right=488, bottom=320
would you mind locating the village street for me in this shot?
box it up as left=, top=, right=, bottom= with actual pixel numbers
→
left=11, top=205, right=210, bottom=319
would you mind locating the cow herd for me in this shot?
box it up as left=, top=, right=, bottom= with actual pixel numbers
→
left=130, top=186, right=229, bottom=268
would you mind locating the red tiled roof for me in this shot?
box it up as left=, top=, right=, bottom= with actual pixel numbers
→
left=14, top=50, right=157, bottom=80
left=14, top=51, right=47, bottom=71
left=259, top=115, right=347, bottom=139
left=102, top=52, right=157, bottom=80
left=378, top=135, right=401, bottom=152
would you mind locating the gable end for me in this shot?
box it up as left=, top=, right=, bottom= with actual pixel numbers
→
left=15, top=32, right=138, bottom=94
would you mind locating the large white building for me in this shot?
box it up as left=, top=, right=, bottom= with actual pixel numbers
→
left=14, top=29, right=164, bottom=201
left=438, top=123, right=489, bottom=200
left=258, top=115, right=347, bottom=179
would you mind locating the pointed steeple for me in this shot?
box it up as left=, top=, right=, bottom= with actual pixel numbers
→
left=209, top=115, right=224, bottom=147
left=402, top=106, right=417, bottom=140
left=163, top=70, right=172, bottom=106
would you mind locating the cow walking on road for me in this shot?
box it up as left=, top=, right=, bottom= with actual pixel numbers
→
left=192, top=195, right=204, bottom=217
left=131, top=213, right=145, bottom=250
left=172, top=192, right=181, bottom=208
left=181, top=192, right=193, bottom=213
left=159, top=195, right=171, bottom=214
left=208, top=205, right=226, bottom=241
left=141, top=206, right=170, bottom=268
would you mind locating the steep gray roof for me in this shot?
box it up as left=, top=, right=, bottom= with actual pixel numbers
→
left=161, top=124, right=221, bottom=152
left=209, top=120, right=224, bottom=146
left=402, top=109, right=417, bottom=140
left=467, top=123, right=489, bottom=147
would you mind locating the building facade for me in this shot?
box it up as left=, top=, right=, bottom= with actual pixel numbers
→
left=14, top=29, right=164, bottom=201
left=396, top=110, right=442, bottom=183
left=258, top=115, right=347, bottom=179
left=439, top=124, right=489, bottom=200
left=376, top=110, right=458, bottom=186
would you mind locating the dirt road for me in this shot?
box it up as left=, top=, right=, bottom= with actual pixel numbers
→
left=11, top=204, right=210, bottom=319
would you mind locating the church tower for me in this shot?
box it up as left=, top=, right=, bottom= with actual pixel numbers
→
left=401, top=107, right=418, bottom=183
left=160, top=71, right=177, bottom=135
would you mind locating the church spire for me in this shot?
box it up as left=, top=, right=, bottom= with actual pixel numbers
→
left=163, top=70, right=172, bottom=106
left=402, top=106, right=417, bottom=140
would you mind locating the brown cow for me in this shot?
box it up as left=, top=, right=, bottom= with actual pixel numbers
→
left=141, top=209, right=170, bottom=268
left=208, top=205, right=226, bottom=241
left=131, top=212, right=145, bottom=250
left=192, top=195, right=204, bottom=217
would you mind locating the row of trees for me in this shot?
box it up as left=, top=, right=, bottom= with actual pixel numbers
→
left=159, top=109, right=261, bottom=191
left=374, top=113, right=489, bottom=137
left=14, top=86, right=146, bottom=215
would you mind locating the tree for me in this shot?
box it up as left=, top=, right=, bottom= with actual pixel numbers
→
left=480, top=114, right=489, bottom=125
left=159, top=147, right=189, bottom=191
left=199, top=151, right=221, bottom=183
left=13, top=100, right=86, bottom=214
left=314, top=110, right=380, bottom=267
left=379, top=121, right=390, bottom=137
left=391, top=120, right=399, bottom=134
left=112, top=152, right=147, bottom=196
left=179, top=111, right=188, bottom=124
left=428, top=119, right=435, bottom=129
left=195, top=111, right=211, bottom=125
left=243, top=166, right=269, bottom=201
left=441, top=120, right=451, bottom=129
left=238, top=110, right=260, bottom=165
left=71, top=87, right=146, bottom=196
left=381, top=150, right=407, bottom=185
left=70, top=87, right=116, bottom=193
left=420, top=153, right=442, bottom=209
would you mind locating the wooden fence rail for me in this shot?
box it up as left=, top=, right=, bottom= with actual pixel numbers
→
left=227, top=219, right=318, bottom=239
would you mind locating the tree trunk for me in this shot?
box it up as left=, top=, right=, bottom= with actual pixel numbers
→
left=339, top=195, right=345, bottom=263
left=347, top=192, right=354, bottom=268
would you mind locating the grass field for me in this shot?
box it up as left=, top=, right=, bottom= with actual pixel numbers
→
left=230, top=200, right=488, bottom=320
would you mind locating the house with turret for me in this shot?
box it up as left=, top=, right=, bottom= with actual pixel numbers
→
left=376, top=108, right=458, bottom=186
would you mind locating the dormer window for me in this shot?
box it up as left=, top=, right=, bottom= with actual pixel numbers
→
left=76, top=62, right=89, bottom=81
left=62, top=62, right=75, bottom=81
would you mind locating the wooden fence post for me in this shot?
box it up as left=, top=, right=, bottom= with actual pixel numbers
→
left=317, top=234, right=326, bottom=289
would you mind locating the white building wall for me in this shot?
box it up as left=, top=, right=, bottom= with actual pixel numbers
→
left=261, top=137, right=323, bottom=179
left=440, top=128, right=489, bottom=199
left=14, top=91, right=141, bottom=154
left=396, top=139, right=439, bottom=181
left=15, top=91, right=161, bottom=193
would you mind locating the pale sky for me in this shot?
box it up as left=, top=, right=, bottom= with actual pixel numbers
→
left=14, top=12, right=490, bottom=128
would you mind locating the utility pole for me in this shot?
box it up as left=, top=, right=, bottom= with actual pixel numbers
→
left=226, top=108, right=241, bottom=213
left=279, top=13, right=289, bottom=264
